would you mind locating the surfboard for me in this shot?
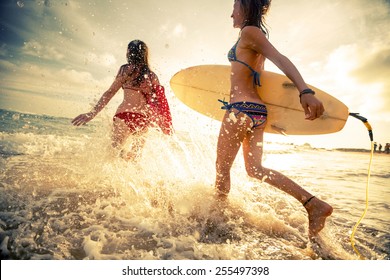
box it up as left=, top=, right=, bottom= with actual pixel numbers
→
left=169, top=64, right=349, bottom=135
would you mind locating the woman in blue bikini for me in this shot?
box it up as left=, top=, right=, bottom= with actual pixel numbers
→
left=216, top=0, right=333, bottom=236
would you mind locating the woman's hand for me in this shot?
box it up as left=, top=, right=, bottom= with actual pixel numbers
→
left=71, top=112, right=95, bottom=126
left=300, top=94, right=325, bottom=120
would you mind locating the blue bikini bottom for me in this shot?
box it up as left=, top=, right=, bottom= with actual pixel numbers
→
left=219, top=100, right=267, bottom=129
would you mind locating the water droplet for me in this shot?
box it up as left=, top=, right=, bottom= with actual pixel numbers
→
left=229, top=112, right=237, bottom=123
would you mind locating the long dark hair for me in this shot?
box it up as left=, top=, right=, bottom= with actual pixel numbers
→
left=239, top=0, right=271, bottom=36
left=126, top=40, right=151, bottom=86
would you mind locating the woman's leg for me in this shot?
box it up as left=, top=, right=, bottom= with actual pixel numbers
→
left=242, top=128, right=314, bottom=202
left=242, top=128, right=333, bottom=235
left=112, top=117, right=131, bottom=149
left=215, top=112, right=250, bottom=199
left=112, top=114, right=149, bottom=160
left=126, top=136, right=146, bottom=160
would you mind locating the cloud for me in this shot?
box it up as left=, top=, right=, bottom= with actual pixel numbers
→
left=1, top=59, right=110, bottom=100
left=267, top=0, right=390, bottom=122
left=158, top=22, right=188, bottom=40
left=172, top=23, right=187, bottom=38
left=353, top=48, right=390, bottom=83
left=83, top=52, right=117, bottom=67
left=0, top=59, right=16, bottom=71
left=1, top=1, right=389, bottom=119
left=0, top=43, right=9, bottom=56
left=22, top=40, right=64, bottom=60
left=351, top=47, right=390, bottom=116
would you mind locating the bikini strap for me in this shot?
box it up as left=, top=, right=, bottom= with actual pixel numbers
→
left=218, top=99, right=231, bottom=110
left=235, top=60, right=261, bottom=87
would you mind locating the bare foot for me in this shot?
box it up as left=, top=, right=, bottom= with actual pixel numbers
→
left=212, top=193, right=230, bottom=215
left=304, top=197, right=333, bottom=237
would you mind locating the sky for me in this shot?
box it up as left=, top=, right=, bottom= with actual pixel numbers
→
left=0, top=0, right=389, bottom=149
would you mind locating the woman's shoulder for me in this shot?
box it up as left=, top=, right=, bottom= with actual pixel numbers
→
left=240, top=26, right=268, bottom=47
left=148, top=70, right=160, bottom=84
left=117, top=63, right=135, bottom=76
left=241, top=25, right=264, bottom=37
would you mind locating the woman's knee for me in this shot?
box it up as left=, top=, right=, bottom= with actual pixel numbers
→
left=245, top=164, right=266, bottom=179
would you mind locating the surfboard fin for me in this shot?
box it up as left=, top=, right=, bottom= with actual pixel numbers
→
left=271, top=125, right=288, bottom=136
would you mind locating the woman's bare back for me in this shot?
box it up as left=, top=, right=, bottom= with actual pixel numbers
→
left=116, top=64, right=159, bottom=115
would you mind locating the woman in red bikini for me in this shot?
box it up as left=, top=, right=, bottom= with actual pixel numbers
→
left=215, top=0, right=333, bottom=237
left=72, top=40, right=172, bottom=158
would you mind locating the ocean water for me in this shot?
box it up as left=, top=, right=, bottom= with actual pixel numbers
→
left=0, top=108, right=389, bottom=260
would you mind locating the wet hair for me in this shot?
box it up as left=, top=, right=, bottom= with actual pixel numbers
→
left=239, top=0, right=271, bottom=36
left=126, top=40, right=151, bottom=86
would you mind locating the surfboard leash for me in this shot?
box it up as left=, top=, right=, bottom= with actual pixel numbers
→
left=348, top=112, right=374, bottom=259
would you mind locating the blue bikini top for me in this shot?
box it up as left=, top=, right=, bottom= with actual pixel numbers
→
left=228, top=38, right=261, bottom=87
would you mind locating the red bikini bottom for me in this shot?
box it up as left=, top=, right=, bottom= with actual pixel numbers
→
left=113, top=112, right=149, bottom=133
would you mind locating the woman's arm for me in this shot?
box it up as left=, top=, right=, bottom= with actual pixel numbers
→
left=72, top=68, right=124, bottom=126
left=241, top=27, right=324, bottom=120
left=89, top=76, right=123, bottom=117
